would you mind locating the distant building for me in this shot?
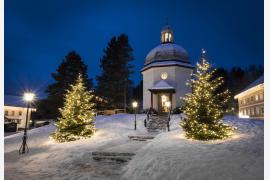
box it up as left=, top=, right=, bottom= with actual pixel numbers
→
left=4, top=95, right=36, bottom=130
left=234, top=76, right=264, bottom=119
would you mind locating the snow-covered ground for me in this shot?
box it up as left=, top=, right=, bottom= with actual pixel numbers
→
left=5, top=114, right=263, bottom=180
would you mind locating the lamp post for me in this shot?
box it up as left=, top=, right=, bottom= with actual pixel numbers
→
left=132, top=101, right=138, bottom=130
left=19, top=92, right=35, bottom=154
left=165, top=101, right=171, bottom=131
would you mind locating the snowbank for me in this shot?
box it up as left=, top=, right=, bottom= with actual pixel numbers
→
left=122, top=115, right=264, bottom=180
left=4, top=114, right=263, bottom=180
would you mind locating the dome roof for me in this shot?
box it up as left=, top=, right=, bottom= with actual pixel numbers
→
left=144, top=43, right=190, bottom=65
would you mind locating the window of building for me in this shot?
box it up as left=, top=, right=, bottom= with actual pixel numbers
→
left=11, top=111, right=15, bottom=116
left=18, top=111, right=22, bottom=116
left=5, top=110, right=8, bottom=116
left=243, top=99, right=246, bottom=104
left=256, top=107, right=260, bottom=115
left=259, top=93, right=264, bottom=100
left=255, top=95, right=259, bottom=101
left=251, top=96, right=254, bottom=101
left=251, top=108, right=254, bottom=115
left=17, top=119, right=21, bottom=124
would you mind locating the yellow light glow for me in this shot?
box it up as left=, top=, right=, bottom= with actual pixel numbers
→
left=132, top=101, right=138, bottom=108
left=165, top=101, right=171, bottom=108
left=238, top=112, right=249, bottom=119
left=161, top=95, right=168, bottom=102
left=161, top=72, right=168, bottom=80
left=23, top=92, right=35, bottom=102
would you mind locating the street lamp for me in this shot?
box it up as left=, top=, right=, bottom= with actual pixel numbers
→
left=132, top=101, right=138, bottom=130
left=19, top=92, right=35, bottom=154
left=165, top=101, right=171, bottom=131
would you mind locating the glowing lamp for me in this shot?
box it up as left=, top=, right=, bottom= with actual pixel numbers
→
left=132, top=101, right=138, bottom=108
left=23, top=92, right=35, bottom=102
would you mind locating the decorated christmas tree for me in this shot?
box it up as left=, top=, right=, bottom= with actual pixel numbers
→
left=51, top=74, right=96, bottom=142
left=180, top=49, right=234, bottom=140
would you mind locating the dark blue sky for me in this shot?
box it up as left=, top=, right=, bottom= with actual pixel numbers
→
left=5, top=0, right=263, bottom=98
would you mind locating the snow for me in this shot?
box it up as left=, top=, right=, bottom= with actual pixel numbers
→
left=149, top=80, right=175, bottom=90
left=144, top=43, right=190, bottom=65
left=5, top=114, right=263, bottom=180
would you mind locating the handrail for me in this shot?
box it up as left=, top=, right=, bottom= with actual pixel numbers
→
left=167, top=109, right=171, bottom=131
left=144, top=108, right=151, bottom=127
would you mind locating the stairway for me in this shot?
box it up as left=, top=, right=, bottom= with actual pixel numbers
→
left=146, top=114, right=168, bottom=133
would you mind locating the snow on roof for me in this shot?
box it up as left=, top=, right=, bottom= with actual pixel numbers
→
left=149, top=80, right=175, bottom=90
left=144, top=43, right=190, bottom=65
left=235, top=75, right=264, bottom=98
left=141, top=60, right=194, bottom=72
left=242, top=75, right=264, bottom=92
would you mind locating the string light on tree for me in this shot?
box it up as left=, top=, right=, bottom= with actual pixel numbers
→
left=180, top=48, right=234, bottom=140
left=51, top=74, right=96, bottom=142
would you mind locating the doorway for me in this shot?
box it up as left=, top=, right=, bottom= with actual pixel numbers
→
left=158, top=94, right=170, bottom=113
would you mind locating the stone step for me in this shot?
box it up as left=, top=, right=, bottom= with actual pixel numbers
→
left=92, top=152, right=135, bottom=163
left=129, top=138, right=147, bottom=141
left=128, top=135, right=155, bottom=140
left=92, top=152, right=135, bottom=156
left=93, top=156, right=133, bottom=163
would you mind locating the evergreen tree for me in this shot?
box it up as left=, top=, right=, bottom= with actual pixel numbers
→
left=180, top=49, right=234, bottom=140
left=51, top=74, right=95, bottom=142
left=43, top=51, right=93, bottom=118
left=96, top=34, right=133, bottom=109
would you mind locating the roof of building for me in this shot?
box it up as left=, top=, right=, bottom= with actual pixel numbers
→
left=144, top=24, right=190, bottom=67
left=234, top=75, right=264, bottom=98
left=144, top=43, right=190, bottom=66
left=149, top=80, right=175, bottom=90
left=5, top=94, right=29, bottom=108
left=242, top=75, right=264, bottom=92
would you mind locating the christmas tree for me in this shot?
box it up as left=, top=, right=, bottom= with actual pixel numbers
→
left=180, top=49, right=234, bottom=140
left=51, top=74, right=96, bottom=142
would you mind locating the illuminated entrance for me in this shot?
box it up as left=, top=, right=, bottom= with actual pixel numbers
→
left=148, top=80, right=175, bottom=113
left=160, top=94, right=170, bottom=112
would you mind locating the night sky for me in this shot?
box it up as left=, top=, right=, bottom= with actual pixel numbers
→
left=5, top=0, right=263, bottom=98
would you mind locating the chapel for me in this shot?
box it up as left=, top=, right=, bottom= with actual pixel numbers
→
left=141, top=24, right=194, bottom=112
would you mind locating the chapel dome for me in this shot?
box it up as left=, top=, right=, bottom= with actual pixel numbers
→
left=144, top=25, right=190, bottom=65
left=144, top=43, right=190, bottom=65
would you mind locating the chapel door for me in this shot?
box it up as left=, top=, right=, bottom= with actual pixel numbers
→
left=158, top=94, right=170, bottom=113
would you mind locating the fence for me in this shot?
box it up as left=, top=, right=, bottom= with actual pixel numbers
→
left=96, top=109, right=126, bottom=116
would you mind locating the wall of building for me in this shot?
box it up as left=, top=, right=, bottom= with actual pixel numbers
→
left=4, top=106, right=35, bottom=129
left=142, top=65, right=192, bottom=110
left=237, top=88, right=264, bottom=119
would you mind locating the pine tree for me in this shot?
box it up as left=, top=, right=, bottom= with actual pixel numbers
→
left=180, top=49, right=234, bottom=140
left=43, top=51, right=93, bottom=118
left=96, top=34, right=133, bottom=109
left=51, top=74, right=96, bottom=142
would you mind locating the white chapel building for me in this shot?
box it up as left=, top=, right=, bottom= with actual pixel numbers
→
left=141, top=25, right=194, bottom=113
